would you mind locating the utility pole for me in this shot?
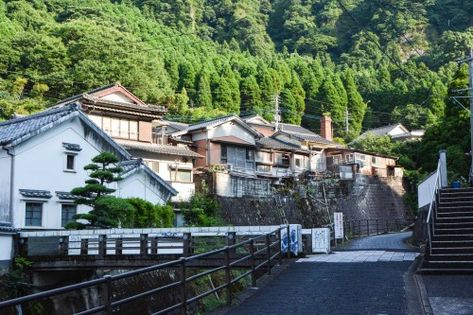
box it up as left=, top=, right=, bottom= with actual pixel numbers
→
left=454, top=48, right=473, bottom=184
left=468, top=48, right=473, bottom=184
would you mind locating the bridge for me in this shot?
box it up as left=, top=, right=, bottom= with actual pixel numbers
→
left=0, top=219, right=410, bottom=315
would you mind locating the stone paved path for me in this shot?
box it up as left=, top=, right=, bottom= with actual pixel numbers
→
left=227, top=232, right=418, bottom=315
left=422, top=275, right=473, bottom=315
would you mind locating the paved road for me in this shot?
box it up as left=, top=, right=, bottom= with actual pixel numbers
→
left=339, top=231, right=414, bottom=251
left=227, top=232, right=418, bottom=315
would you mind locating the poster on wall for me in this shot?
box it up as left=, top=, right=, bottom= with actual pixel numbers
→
left=334, top=212, right=344, bottom=239
left=280, top=224, right=302, bottom=255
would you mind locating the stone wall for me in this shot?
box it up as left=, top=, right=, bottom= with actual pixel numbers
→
left=217, top=174, right=411, bottom=228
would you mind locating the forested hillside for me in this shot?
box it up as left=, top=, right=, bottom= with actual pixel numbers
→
left=1, top=0, right=473, bottom=177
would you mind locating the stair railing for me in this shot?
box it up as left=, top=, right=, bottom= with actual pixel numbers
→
left=426, top=160, right=442, bottom=256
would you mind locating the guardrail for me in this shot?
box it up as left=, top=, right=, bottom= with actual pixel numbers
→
left=0, top=226, right=290, bottom=315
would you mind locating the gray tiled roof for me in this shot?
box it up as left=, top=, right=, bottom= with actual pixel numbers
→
left=0, top=105, right=78, bottom=146
left=116, top=139, right=203, bottom=158
left=184, top=115, right=262, bottom=136
left=55, top=191, right=78, bottom=200
left=119, top=159, right=178, bottom=196
left=358, top=124, right=406, bottom=138
left=63, top=142, right=82, bottom=152
left=0, top=103, right=131, bottom=159
left=19, top=189, right=52, bottom=199
left=279, top=124, right=336, bottom=145
left=257, top=137, right=308, bottom=153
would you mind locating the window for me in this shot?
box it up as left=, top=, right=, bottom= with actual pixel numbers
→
left=61, top=204, right=77, bottom=227
left=295, top=158, right=301, bottom=167
left=171, top=169, right=192, bottom=182
left=257, top=165, right=271, bottom=173
left=221, top=144, right=228, bottom=163
left=119, top=119, right=129, bottom=138
left=103, top=117, right=112, bottom=134
left=111, top=118, right=120, bottom=137
left=372, top=156, right=378, bottom=164
left=245, top=149, right=255, bottom=161
left=66, top=154, right=75, bottom=171
left=129, top=121, right=138, bottom=140
left=25, top=202, right=42, bottom=226
left=145, top=160, right=160, bottom=173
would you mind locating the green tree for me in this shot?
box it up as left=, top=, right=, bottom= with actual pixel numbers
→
left=68, top=152, right=133, bottom=229
left=126, top=198, right=174, bottom=228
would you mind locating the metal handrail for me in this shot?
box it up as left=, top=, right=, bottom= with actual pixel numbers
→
left=0, top=225, right=291, bottom=314
left=426, top=160, right=442, bottom=255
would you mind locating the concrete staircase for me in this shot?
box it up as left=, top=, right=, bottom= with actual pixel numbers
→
left=421, top=187, right=473, bottom=273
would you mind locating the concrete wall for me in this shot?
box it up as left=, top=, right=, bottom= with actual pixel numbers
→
left=218, top=174, right=410, bottom=228
left=0, top=150, right=12, bottom=223
left=418, top=171, right=437, bottom=209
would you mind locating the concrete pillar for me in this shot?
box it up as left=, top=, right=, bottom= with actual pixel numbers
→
left=439, top=150, right=447, bottom=188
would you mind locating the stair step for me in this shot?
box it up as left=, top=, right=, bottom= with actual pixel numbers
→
left=435, top=228, right=473, bottom=234
left=436, top=216, right=473, bottom=223
left=418, top=268, right=473, bottom=274
left=428, top=254, right=473, bottom=261
left=435, top=222, right=473, bottom=229
left=432, top=247, right=473, bottom=254
left=439, top=201, right=473, bottom=207
left=422, top=261, right=473, bottom=269
left=437, top=211, right=473, bottom=217
left=438, top=205, right=473, bottom=211
left=432, top=235, right=473, bottom=241
left=440, top=196, right=473, bottom=202
left=441, top=187, right=473, bottom=192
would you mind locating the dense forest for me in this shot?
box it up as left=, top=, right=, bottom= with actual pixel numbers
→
left=1, top=0, right=473, bottom=180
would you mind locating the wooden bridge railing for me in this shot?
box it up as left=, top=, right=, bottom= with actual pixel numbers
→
left=0, top=225, right=291, bottom=315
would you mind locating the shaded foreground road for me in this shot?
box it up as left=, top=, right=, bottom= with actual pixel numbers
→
left=226, top=232, right=418, bottom=315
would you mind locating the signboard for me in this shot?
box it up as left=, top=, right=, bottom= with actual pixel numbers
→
left=312, top=228, right=331, bottom=254
left=334, top=212, right=344, bottom=239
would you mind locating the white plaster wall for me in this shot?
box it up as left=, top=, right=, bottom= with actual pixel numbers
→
left=388, top=125, right=408, bottom=137
left=9, top=117, right=169, bottom=229
left=418, top=172, right=437, bottom=209
left=209, top=122, right=256, bottom=145
left=170, top=182, right=195, bottom=202
left=0, top=150, right=11, bottom=223
left=101, top=92, right=134, bottom=104
left=215, top=173, right=233, bottom=197
left=0, top=234, right=13, bottom=273
left=116, top=172, right=166, bottom=205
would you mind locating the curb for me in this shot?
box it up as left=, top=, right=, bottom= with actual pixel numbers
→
left=412, top=256, right=434, bottom=315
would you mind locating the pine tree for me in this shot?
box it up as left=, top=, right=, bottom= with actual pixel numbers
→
left=68, top=152, right=134, bottom=229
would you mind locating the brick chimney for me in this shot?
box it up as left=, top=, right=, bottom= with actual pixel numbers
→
left=320, top=114, right=332, bottom=141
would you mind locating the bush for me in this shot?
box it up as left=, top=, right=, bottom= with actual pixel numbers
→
left=126, top=198, right=174, bottom=228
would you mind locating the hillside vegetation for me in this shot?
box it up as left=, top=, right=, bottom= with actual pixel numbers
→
left=1, top=0, right=473, bottom=178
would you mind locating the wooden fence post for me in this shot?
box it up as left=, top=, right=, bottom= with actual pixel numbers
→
left=140, top=234, right=148, bottom=256
left=151, top=236, right=158, bottom=255
left=98, top=235, right=107, bottom=257
left=115, top=238, right=122, bottom=255
left=59, top=236, right=69, bottom=256
left=183, top=233, right=191, bottom=257
left=103, top=275, right=113, bottom=315
left=366, top=220, right=370, bottom=236
left=249, top=239, right=256, bottom=287
left=180, top=257, right=187, bottom=314
left=81, top=239, right=88, bottom=255
left=226, top=232, right=236, bottom=254
left=225, top=246, right=232, bottom=306
left=266, top=234, right=271, bottom=275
